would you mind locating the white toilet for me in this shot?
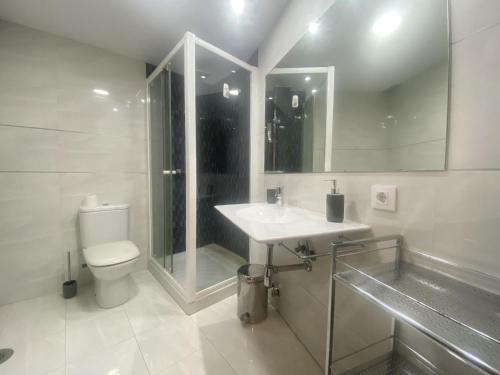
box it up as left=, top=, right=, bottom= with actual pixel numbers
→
left=79, top=203, right=140, bottom=308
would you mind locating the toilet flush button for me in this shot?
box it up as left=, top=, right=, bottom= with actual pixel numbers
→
left=371, top=185, right=397, bottom=212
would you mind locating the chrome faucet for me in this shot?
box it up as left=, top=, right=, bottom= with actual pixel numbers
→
left=275, top=186, right=283, bottom=206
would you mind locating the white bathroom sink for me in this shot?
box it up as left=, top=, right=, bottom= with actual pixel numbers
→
left=215, top=203, right=370, bottom=243
left=235, top=205, right=303, bottom=224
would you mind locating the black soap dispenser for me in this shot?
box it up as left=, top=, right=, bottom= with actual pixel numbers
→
left=326, top=180, right=344, bottom=223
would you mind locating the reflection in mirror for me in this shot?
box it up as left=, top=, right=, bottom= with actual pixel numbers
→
left=265, top=0, right=449, bottom=173
left=265, top=69, right=332, bottom=173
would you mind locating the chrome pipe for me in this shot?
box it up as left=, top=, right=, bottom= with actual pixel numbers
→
left=335, top=244, right=399, bottom=258
left=272, top=261, right=312, bottom=273
left=264, top=243, right=274, bottom=287
left=330, top=234, right=403, bottom=249
left=278, top=241, right=331, bottom=260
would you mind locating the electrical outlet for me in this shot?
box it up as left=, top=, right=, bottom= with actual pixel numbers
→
left=371, top=185, right=397, bottom=211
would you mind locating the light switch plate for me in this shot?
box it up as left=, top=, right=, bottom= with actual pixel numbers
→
left=371, top=185, right=397, bottom=211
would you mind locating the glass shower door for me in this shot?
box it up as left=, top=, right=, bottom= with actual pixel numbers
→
left=194, top=44, right=250, bottom=291
left=148, top=33, right=253, bottom=303
left=149, top=67, right=174, bottom=272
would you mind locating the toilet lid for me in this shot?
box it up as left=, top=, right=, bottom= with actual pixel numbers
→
left=84, top=240, right=140, bottom=267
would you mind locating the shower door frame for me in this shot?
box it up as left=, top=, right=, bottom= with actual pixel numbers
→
left=146, top=32, right=257, bottom=306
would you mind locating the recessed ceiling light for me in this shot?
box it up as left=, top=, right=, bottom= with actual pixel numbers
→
left=311, top=89, right=318, bottom=94
left=93, top=88, right=109, bottom=96
left=268, top=97, right=273, bottom=100
left=113, top=107, right=118, bottom=112
left=231, top=70, right=236, bottom=74
left=229, top=89, right=240, bottom=96
left=140, top=98, right=145, bottom=103
left=305, top=76, right=311, bottom=82
left=231, top=0, right=245, bottom=15
left=308, top=22, right=319, bottom=35
left=372, top=12, right=402, bottom=37
left=201, top=75, right=207, bottom=79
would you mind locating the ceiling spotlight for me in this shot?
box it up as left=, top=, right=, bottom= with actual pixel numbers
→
left=231, top=0, right=245, bottom=15
left=229, top=89, right=240, bottom=96
left=305, top=76, right=311, bottom=82
left=308, top=22, right=319, bottom=35
left=93, top=88, right=109, bottom=96
left=140, top=98, right=145, bottom=103
left=231, top=70, right=236, bottom=74
left=311, top=89, right=318, bottom=94
left=113, top=107, right=119, bottom=112
left=201, top=75, right=207, bottom=79
left=372, top=11, right=402, bottom=37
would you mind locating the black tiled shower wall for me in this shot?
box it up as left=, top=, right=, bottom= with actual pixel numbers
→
left=171, top=72, right=187, bottom=254
left=265, top=87, right=306, bottom=172
left=196, top=83, right=250, bottom=260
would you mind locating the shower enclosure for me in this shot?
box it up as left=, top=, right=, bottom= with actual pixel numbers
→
left=147, top=33, right=255, bottom=311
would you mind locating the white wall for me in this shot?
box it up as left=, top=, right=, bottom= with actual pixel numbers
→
left=256, top=0, right=500, bottom=371
left=0, top=20, right=148, bottom=305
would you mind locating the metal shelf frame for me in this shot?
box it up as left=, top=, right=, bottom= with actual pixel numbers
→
left=326, top=235, right=500, bottom=375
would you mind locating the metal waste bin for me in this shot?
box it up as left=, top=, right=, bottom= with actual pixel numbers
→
left=237, top=264, right=268, bottom=324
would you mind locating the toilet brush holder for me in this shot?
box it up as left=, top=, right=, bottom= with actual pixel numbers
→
left=63, top=251, right=77, bottom=299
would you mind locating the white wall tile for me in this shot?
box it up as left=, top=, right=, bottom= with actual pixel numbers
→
left=57, top=132, right=100, bottom=172
left=0, top=235, right=63, bottom=305
left=451, top=0, right=500, bottom=42
left=0, top=173, right=61, bottom=242
left=0, top=20, right=148, bottom=305
left=433, top=171, right=500, bottom=276
left=0, top=21, right=73, bottom=62
left=448, top=24, right=500, bottom=169
left=0, top=126, right=59, bottom=172
left=0, top=85, right=58, bottom=129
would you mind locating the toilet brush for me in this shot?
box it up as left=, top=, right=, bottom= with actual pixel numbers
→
left=63, top=251, right=77, bottom=299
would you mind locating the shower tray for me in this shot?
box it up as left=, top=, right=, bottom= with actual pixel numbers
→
left=329, top=235, right=500, bottom=375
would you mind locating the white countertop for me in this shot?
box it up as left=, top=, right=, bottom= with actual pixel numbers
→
left=215, top=203, right=370, bottom=243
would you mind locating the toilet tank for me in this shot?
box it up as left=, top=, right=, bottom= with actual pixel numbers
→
left=79, top=204, right=129, bottom=248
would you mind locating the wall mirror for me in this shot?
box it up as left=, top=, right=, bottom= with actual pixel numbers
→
left=265, top=0, right=449, bottom=173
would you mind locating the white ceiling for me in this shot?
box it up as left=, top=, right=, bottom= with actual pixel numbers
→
left=277, top=0, right=449, bottom=91
left=0, top=0, right=289, bottom=65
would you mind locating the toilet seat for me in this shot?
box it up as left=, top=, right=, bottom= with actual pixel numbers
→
left=84, top=240, right=140, bottom=267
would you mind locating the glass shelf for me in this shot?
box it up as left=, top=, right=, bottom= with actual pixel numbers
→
left=334, top=255, right=500, bottom=375
left=338, top=338, right=440, bottom=375
left=357, top=353, right=432, bottom=375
